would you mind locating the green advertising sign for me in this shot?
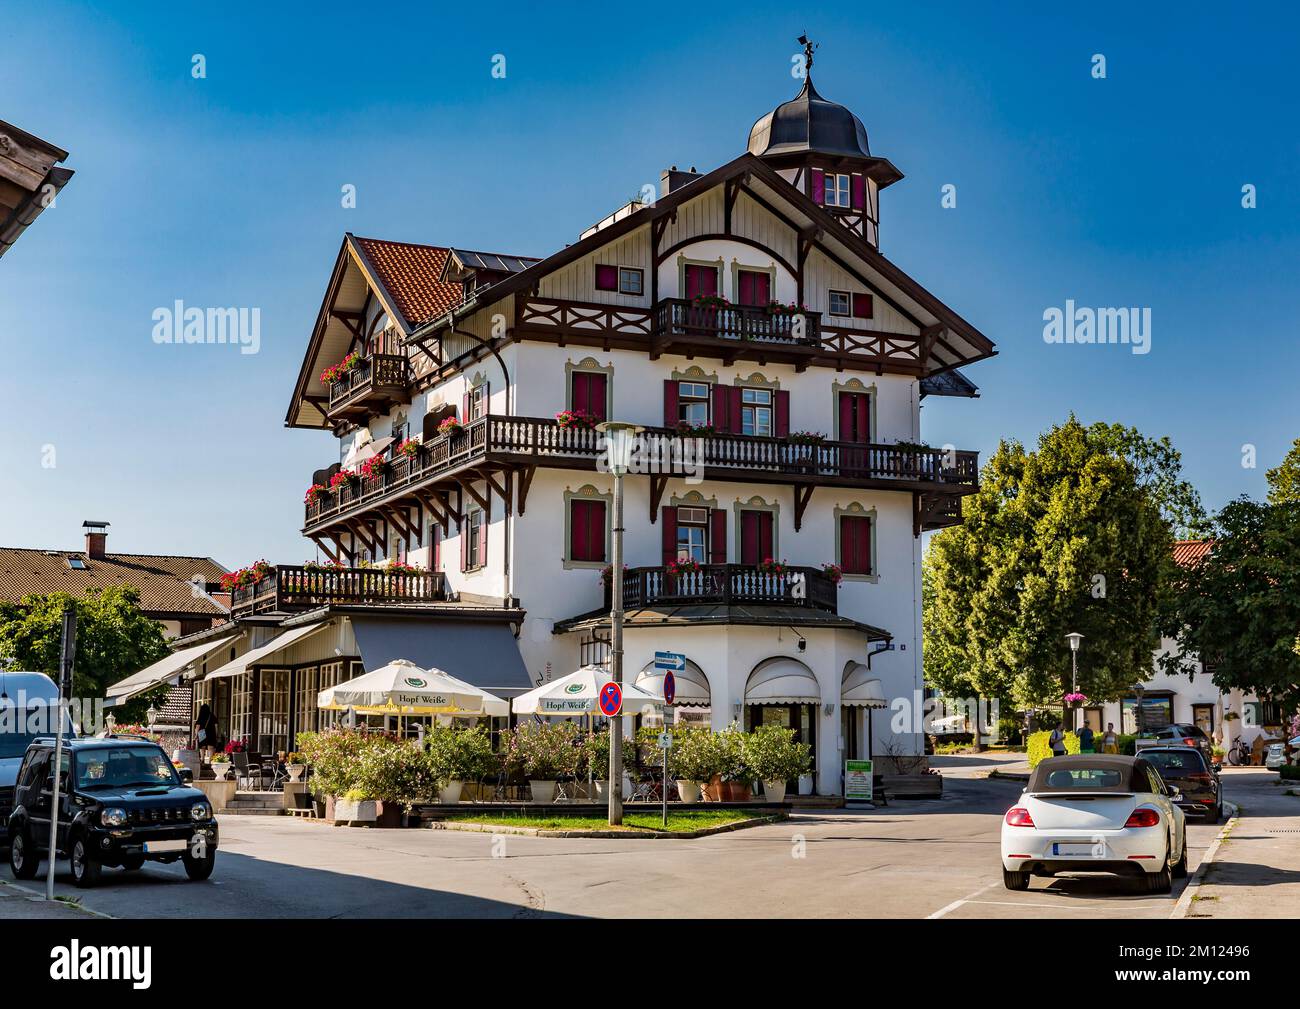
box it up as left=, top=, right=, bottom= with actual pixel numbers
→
left=844, top=759, right=873, bottom=801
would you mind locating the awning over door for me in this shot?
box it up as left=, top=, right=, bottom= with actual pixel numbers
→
left=745, top=656, right=820, bottom=705
left=841, top=661, right=888, bottom=708
left=351, top=617, right=533, bottom=697
left=635, top=659, right=711, bottom=706
left=206, top=622, right=328, bottom=680
left=105, top=634, right=241, bottom=706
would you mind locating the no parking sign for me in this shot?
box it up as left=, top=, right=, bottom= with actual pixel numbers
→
left=599, top=681, right=623, bottom=717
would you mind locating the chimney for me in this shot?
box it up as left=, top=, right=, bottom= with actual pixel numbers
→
left=83, top=520, right=109, bottom=560
left=660, top=165, right=701, bottom=196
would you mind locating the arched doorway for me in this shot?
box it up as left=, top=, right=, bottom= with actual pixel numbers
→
left=841, top=660, right=887, bottom=768
left=744, top=657, right=820, bottom=790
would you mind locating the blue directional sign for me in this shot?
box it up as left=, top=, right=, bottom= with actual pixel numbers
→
left=654, top=651, right=686, bottom=672
left=599, top=681, right=623, bottom=717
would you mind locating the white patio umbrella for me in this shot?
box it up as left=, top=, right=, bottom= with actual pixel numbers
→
left=511, top=665, right=664, bottom=717
left=318, top=658, right=508, bottom=717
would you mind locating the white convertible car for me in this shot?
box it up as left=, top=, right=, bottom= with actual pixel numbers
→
left=1001, top=754, right=1187, bottom=893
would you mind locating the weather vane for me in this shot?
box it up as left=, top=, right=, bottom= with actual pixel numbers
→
left=797, top=34, right=817, bottom=75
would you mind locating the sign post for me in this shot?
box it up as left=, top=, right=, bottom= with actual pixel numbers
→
left=47, top=605, right=76, bottom=900
left=657, top=731, right=673, bottom=827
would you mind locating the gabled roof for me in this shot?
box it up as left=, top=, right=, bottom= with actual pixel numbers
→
left=920, top=368, right=979, bottom=399
left=1173, top=540, right=1213, bottom=568
left=351, top=237, right=462, bottom=328
left=408, top=152, right=997, bottom=376
left=0, top=548, right=229, bottom=618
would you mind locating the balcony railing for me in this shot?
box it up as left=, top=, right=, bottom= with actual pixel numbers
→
left=617, top=564, right=838, bottom=613
left=654, top=299, right=822, bottom=347
left=327, top=353, right=410, bottom=416
left=304, top=415, right=979, bottom=529
left=230, top=564, right=449, bottom=617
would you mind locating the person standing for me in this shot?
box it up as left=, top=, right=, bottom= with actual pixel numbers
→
left=1078, top=723, right=1095, bottom=754
left=1101, top=722, right=1119, bottom=754
left=1049, top=724, right=1067, bottom=757
left=196, top=703, right=219, bottom=762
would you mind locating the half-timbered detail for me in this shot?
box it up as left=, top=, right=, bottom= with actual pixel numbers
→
left=263, top=47, right=999, bottom=790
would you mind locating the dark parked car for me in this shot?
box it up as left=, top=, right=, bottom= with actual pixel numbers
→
left=1134, top=723, right=1213, bottom=764
left=7, top=735, right=218, bottom=887
left=1142, top=745, right=1222, bottom=823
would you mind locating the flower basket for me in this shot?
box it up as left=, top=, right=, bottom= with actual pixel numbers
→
left=330, top=469, right=359, bottom=491
left=674, top=422, right=715, bottom=438
left=320, top=350, right=361, bottom=386
left=304, top=483, right=329, bottom=505
left=555, top=409, right=598, bottom=432
left=821, top=563, right=843, bottom=585
left=395, top=438, right=420, bottom=460
left=667, top=557, right=702, bottom=577
left=756, top=557, right=788, bottom=577
left=359, top=455, right=388, bottom=481
left=437, top=417, right=464, bottom=437
left=787, top=430, right=826, bottom=446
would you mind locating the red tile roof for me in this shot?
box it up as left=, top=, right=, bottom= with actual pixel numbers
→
left=352, top=237, right=462, bottom=328
left=1173, top=540, right=1213, bottom=568
left=0, top=548, right=229, bottom=617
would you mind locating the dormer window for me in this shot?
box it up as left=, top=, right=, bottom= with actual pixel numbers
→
left=66, top=556, right=86, bottom=570
left=824, top=173, right=851, bottom=208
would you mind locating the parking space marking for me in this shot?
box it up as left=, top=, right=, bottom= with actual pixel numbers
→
left=926, top=880, right=1000, bottom=919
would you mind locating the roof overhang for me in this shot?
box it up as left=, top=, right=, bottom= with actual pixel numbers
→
left=104, top=634, right=241, bottom=707
left=0, top=120, right=74, bottom=260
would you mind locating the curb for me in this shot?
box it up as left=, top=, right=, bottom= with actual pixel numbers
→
left=1171, top=802, right=1239, bottom=920
left=0, top=879, right=111, bottom=919
left=987, top=769, right=1030, bottom=782
left=428, top=812, right=788, bottom=839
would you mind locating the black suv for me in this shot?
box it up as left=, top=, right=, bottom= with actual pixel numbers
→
left=7, top=735, right=218, bottom=887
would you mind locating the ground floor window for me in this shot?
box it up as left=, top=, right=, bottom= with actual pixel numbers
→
left=318, top=661, right=345, bottom=730
left=230, top=672, right=253, bottom=747
left=258, top=669, right=290, bottom=755
left=294, top=665, right=320, bottom=741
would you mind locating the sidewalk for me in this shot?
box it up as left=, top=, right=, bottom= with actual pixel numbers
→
left=0, top=880, right=99, bottom=919
left=1181, top=768, right=1300, bottom=919
left=929, top=750, right=1030, bottom=780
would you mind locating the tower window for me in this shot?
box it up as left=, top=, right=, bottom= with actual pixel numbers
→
left=824, top=173, right=851, bottom=208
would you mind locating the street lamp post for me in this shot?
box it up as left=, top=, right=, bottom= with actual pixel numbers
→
left=597, top=421, right=642, bottom=827
left=1065, top=632, right=1083, bottom=732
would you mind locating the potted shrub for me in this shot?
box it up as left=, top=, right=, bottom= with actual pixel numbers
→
left=285, top=752, right=306, bottom=782
left=668, top=726, right=713, bottom=803
left=581, top=730, right=612, bottom=799
left=701, top=727, right=749, bottom=801
left=334, top=788, right=377, bottom=825
left=427, top=725, right=495, bottom=804
left=210, top=752, right=231, bottom=780
left=515, top=723, right=579, bottom=804
left=742, top=724, right=812, bottom=804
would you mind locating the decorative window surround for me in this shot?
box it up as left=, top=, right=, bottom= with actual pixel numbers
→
left=563, top=484, right=613, bottom=570
left=670, top=365, right=719, bottom=384
left=832, top=378, right=878, bottom=442
left=676, top=256, right=724, bottom=295
left=733, top=371, right=781, bottom=390
left=834, top=503, right=879, bottom=583
left=728, top=261, right=777, bottom=304
left=564, top=357, right=614, bottom=417
left=733, top=496, right=780, bottom=560
left=669, top=489, right=719, bottom=511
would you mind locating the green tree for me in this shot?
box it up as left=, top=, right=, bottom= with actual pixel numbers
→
left=1266, top=438, right=1300, bottom=505
left=0, top=585, right=170, bottom=701
left=924, top=417, right=1174, bottom=712
left=1162, top=497, right=1300, bottom=710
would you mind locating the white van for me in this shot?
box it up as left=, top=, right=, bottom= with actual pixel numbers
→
left=0, top=671, right=73, bottom=844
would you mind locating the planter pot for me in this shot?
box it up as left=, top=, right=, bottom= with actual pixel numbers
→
left=440, top=780, right=463, bottom=805
left=211, top=763, right=230, bottom=781
left=703, top=773, right=724, bottom=802
left=723, top=781, right=752, bottom=802
left=762, top=780, right=787, bottom=803
left=374, top=800, right=403, bottom=828
left=529, top=780, right=557, bottom=804
left=676, top=780, right=702, bottom=803
left=334, top=798, right=377, bottom=823
left=797, top=774, right=814, bottom=796
left=286, top=764, right=305, bottom=782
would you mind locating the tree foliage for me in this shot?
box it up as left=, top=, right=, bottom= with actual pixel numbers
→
left=0, top=585, right=170, bottom=699
left=924, top=417, right=1176, bottom=709
left=1266, top=438, right=1300, bottom=506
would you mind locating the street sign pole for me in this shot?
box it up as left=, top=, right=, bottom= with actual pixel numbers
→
left=47, top=605, right=76, bottom=901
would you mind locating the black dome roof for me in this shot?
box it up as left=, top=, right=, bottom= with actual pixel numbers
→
left=747, top=76, right=872, bottom=159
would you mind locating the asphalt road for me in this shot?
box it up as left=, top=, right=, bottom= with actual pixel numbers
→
left=0, top=766, right=1237, bottom=919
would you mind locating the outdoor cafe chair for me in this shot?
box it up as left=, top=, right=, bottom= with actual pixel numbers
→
left=230, top=752, right=256, bottom=791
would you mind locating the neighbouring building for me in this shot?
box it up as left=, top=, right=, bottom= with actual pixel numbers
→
left=0, top=118, right=74, bottom=259
left=154, top=51, right=998, bottom=791
left=1090, top=540, right=1279, bottom=754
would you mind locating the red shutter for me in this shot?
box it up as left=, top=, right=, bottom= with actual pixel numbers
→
left=851, top=174, right=866, bottom=210
left=811, top=168, right=825, bottom=204
left=569, top=501, right=587, bottom=560
left=710, top=509, right=726, bottom=564
left=663, top=380, right=678, bottom=427
left=839, top=392, right=855, bottom=443
left=840, top=516, right=855, bottom=574
left=661, top=506, right=678, bottom=565
left=740, top=511, right=759, bottom=565
left=759, top=512, right=774, bottom=561
left=685, top=265, right=717, bottom=300
left=756, top=272, right=770, bottom=305
left=730, top=387, right=744, bottom=434
left=840, top=392, right=869, bottom=443
left=738, top=270, right=754, bottom=306
left=711, top=384, right=729, bottom=432
left=587, top=373, right=607, bottom=421
left=572, top=373, right=589, bottom=415
left=774, top=389, right=790, bottom=438
left=852, top=293, right=873, bottom=319
left=595, top=264, right=618, bottom=291
left=590, top=500, right=607, bottom=562
left=461, top=391, right=470, bottom=423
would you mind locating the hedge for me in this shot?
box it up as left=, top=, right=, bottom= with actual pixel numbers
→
left=1027, top=730, right=1081, bottom=767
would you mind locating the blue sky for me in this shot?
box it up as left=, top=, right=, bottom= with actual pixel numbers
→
left=2, top=1, right=1296, bottom=567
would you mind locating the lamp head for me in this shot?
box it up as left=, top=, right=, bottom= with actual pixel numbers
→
left=1065, top=631, right=1083, bottom=652
left=596, top=421, right=643, bottom=475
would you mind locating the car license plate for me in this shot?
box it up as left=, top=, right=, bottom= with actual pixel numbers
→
left=1053, top=842, right=1095, bottom=857
left=143, top=839, right=186, bottom=854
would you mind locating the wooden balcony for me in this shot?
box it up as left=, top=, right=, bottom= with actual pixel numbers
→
left=327, top=353, right=410, bottom=421
left=230, top=564, right=449, bottom=618
left=653, top=298, right=821, bottom=347
left=303, top=414, right=978, bottom=539
left=617, top=564, right=838, bottom=614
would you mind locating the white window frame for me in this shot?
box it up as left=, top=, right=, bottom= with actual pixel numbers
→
left=617, top=267, right=644, bottom=296
left=824, top=173, right=851, bottom=208
left=740, top=387, right=773, bottom=437
left=678, top=381, right=710, bottom=426
left=829, top=290, right=851, bottom=317
left=466, top=508, right=484, bottom=570
left=676, top=506, right=709, bottom=563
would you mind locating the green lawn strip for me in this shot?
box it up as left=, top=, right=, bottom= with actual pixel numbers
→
left=444, top=808, right=765, bottom=833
